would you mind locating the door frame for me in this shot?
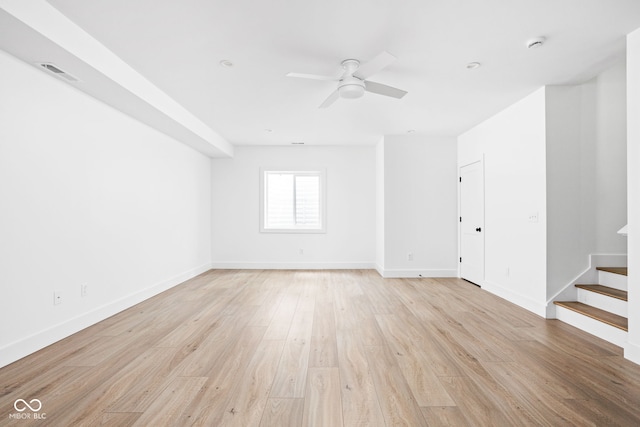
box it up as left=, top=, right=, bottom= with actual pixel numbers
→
left=458, top=157, right=485, bottom=285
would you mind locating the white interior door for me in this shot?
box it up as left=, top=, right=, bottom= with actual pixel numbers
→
left=460, top=160, right=484, bottom=286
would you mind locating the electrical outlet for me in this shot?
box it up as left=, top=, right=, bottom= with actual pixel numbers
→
left=407, top=252, right=414, bottom=261
left=299, top=248, right=304, bottom=255
left=528, top=212, right=538, bottom=223
left=54, top=291, right=63, bottom=305
left=81, top=284, right=88, bottom=297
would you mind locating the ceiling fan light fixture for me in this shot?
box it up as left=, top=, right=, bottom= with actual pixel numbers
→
left=339, top=83, right=365, bottom=99
left=286, top=51, right=406, bottom=107
left=338, top=75, right=366, bottom=99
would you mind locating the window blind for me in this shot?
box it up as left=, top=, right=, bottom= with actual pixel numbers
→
left=263, top=171, right=324, bottom=232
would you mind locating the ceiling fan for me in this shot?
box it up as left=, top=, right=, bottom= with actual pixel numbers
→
left=286, top=51, right=408, bottom=108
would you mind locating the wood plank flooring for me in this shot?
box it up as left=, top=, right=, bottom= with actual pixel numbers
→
left=2, top=269, right=640, bottom=426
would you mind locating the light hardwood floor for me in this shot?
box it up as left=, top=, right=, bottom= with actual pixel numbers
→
left=2, top=269, right=640, bottom=426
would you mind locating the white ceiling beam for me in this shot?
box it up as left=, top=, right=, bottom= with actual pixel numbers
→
left=0, top=0, right=233, bottom=157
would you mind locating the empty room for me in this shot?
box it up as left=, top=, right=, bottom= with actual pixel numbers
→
left=2, top=0, right=640, bottom=425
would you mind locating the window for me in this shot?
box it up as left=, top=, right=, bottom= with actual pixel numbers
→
left=260, top=169, right=326, bottom=233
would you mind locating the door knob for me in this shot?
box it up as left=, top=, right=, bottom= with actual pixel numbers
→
left=476, top=227, right=482, bottom=232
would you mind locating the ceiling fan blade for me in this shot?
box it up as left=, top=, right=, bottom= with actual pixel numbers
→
left=364, top=80, right=407, bottom=99
left=319, top=90, right=340, bottom=108
left=286, top=72, right=338, bottom=81
left=354, top=51, right=396, bottom=79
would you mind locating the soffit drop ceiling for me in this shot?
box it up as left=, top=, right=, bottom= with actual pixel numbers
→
left=3, top=0, right=640, bottom=154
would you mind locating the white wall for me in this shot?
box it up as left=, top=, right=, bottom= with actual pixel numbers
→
left=0, top=50, right=212, bottom=368
left=459, top=88, right=548, bottom=314
left=545, top=85, right=588, bottom=300
left=546, top=63, right=627, bottom=302
left=210, top=145, right=376, bottom=268
left=458, top=61, right=628, bottom=318
left=594, top=62, right=628, bottom=252
left=379, top=135, right=458, bottom=277
left=626, top=28, right=640, bottom=364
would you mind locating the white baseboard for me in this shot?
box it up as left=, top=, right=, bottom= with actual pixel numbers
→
left=625, top=341, right=640, bottom=365
left=0, top=262, right=212, bottom=369
left=375, top=263, right=384, bottom=277
left=482, top=280, right=547, bottom=317
left=210, top=263, right=453, bottom=278
left=378, top=268, right=457, bottom=279
left=210, top=262, right=375, bottom=270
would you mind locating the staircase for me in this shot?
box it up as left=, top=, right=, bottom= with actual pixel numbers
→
left=554, top=267, right=628, bottom=347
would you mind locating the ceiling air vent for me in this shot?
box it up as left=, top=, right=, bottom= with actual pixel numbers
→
left=38, top=63, right=80, bottom=82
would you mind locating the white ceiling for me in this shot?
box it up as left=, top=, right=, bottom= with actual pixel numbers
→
left=2, top=0, right=640, bottom=156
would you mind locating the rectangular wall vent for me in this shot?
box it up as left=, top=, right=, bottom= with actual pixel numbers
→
left=37, top=63, right=80, bottom=82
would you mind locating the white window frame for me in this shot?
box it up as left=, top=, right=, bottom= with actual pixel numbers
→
left=260, top=168, right=326, bottom=233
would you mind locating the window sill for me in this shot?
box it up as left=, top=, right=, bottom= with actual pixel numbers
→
left=260, top=228, right=326, bottom=234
